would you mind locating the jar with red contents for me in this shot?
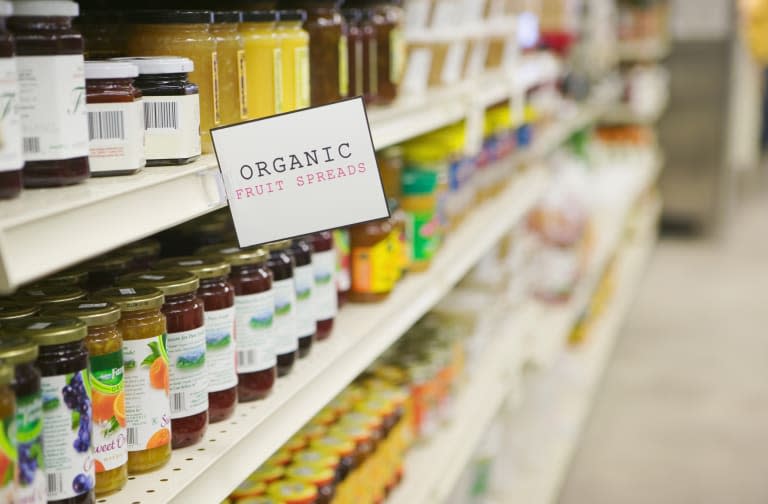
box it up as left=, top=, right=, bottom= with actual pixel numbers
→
left=153, top=257, right=238, bottom=423
left=197, top=244, right=277, bottom=401
left=289, top=238, right=316, bottom=358
left=118, top=271, right=208, bottom=448
left=286, top=464, right=336, bottom=504
left=310, top=232, right=336, bottom=341
left=264, top=240, right=298, bottom=377
left=268, top=479, right=318, bottom=504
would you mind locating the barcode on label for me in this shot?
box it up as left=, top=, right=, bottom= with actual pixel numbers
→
left=144, top=101, right=179, bottom=130
left=171, top=392, right=186, bottom=413
left=127, top=427, right=139, bottom=447
left=237, top=350, right=255, bottom=367
left=88, top=110, right=125, bottom=140
left=47, top=473, right=63, bottom=496
left=23, top=137, right=40, bottom=154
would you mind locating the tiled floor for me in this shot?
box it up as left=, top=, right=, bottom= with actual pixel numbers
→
left=558, top=188, right=768, bottom=504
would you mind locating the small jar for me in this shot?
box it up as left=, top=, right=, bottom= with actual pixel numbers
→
left=310, top=232, right=336, bottom=341
left=116, top=239, right=162, bottom=272
left=153, top=257, right=238, bottom=423
left=267, top=479, right=318, bottom=504
left=0, top=298, right=38, bottom=322
left=17, top=285, right=86, bottom=306
left=83, top=254, right=132, bottom=291
left=0, top=362, right=15, bottom=500
left=91, top=287, right=170, bottom=474
left=8, top=316, right=94, bottom=503
left=264, top=240, right=298, bottom=377
left=117, top=271, right=208, bottom=449
left=120, top=56, right=201, bottom=166
left=276, top=9, right=310, bottom=112
left=371, top=4, right=404, bottom=105
left=212, top=11, right=247, bottom=125
left=44, top=301, right=127, bottom=496
left=289, top=238, right=316, bottom=359
left=286, top=465, right=335, bottom=504
left=84, top=60, right=145, bottom=176
left=0, top=334, right=45, bottom=502
left=37, top=268, right=88, bottom=289
left=10, top=0, right=90, bottom=188
left=197, top=244, right=276, bottom=401
left=0, top=1, right=23, bottom=200
left=332, top=229, right=351, bottom=306
left=310, top=435, right=355, bottom=483
left=240, top=10, right=280, bottom=119
left=349, top=219, right=394, bottom=302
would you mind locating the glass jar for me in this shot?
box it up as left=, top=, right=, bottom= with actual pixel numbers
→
left=333, top=229, right=350, bottom=306
left=8, top=316, right=94, bottom=504
left=289, top=238, right=315, bottom=359
left=310, top=232, right=336, bottom=341
left=9, top=0, right=90, bottom=188
left=211, top=11, right=246, bottom=126
left=0, top=1, right=23, bottom=200
left=267, top=479, right=318, bottom=504
left=117, top=271, right=208, bottom=449
left=240, top=10, right=280, bottom=119
left=153, top=257, right=237, bottom=423
left=121, top=56, right=201, bottom=166
left=84, top=60, right=145, bottom=176
left=116, top=239, right=162, bottom=272
left=0, top=362, right=15, bottom=501
left=91, top=287, right=170, bottom=474
left=286, top=465, right=335, bottom=504
left=342, top=9, right=363, bottom=100
left=83, top=254, right=132, bottom=291
left=197, top=244, right=276, bottom=401
left=371, top=4, right=404, bottom=105
left=264, top=240, right=298, bottom=377
left=401, top=168, right=440, bottom=272
left=310, top=435, right=355, bottom=482
left=0, top=334, right=44, bottom=503
left=44, top=301, right=127, bottom=496
left=17, top=285, right=86, bottom=306
left=276, top=10, right=309, bottom=112
left=349, top=219, right=394, bottom=302
left=0, top=299, right=37, bottom=322
left=126, top=10, right=218, bottom=154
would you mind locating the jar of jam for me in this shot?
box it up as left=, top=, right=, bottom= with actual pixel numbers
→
left=117, top=271, right=208, bottom=449
left=310, top=232, right=336, bottom=341
left=276, top=9, right=309, bottom=112
left=342, top=8, right=364, bottom=100
left=153, top=257, right=237, bottom=423
left=212, top=11, right=246, bottom=125
left=126, top=10, right=218, bottom=154
left=0, top=298, right=37, bottom=322
left=286, top=464, right=335, bottom=504
left=0, top=1, right=23, bottom=200
left=310, top=435, right=355, bottom=482
left=268, top=479, right=318, bottom=504
left=349, top=218, right=394, bottom=302
left=0, top=362, right=15, bottom=500
left=10, top=0, right=90, bottom=188
left=333, top=229, right=351, bottom=306
left=8, top=316, right=94, bottom=503
left=289, top=238, right=315, bottom=359
left=83, top=254, right=132, bottom=291
left=91, top=287, right=170, bottom=474
left=116, top=239, right=162, bottom=271
left=371, top=3, right=404, bottom=105
left=17, top=285, right=86, bottom=306
left=240, top=10, right=280, bottom=119
left=197, top=244, right=276, bottom=401
left=264, top=240, right=298, bottom=377
left=84, top=60, right=145, bottom=176
left=44, top=301, right=127, bottom=496
left=37, top=268, right=88, bottom=289
left=0, top=334, right=45, bottom=503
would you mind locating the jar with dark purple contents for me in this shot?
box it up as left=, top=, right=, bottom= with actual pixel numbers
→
left=264, top=240, right=298, bottom=377
left=289, top=238, right=316, bottom=359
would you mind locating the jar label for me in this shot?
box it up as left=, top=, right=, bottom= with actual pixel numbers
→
left=273, top=48, right=283, bottom=114
left=352, top=239, right=392, bottom=294
left=0, top=57, right=24, bottom=172
left=87, top=100, right=145, bottom=174
left=0, top=414, right=15, bottom=502
left=390, top=28, right=406, bottom=84
left=294, top=264, right=315, bottom=337
left=334, top=229, right=351, bottom=292
left=234, top=290, right=277, bottom=373
left=122, top=335, right=171, bottom=453
left=142, top=94, right=201, bottom=161
left=204, top=306, right=238, bottom=392
left=313, top=249, right=338, bottom=320
left=272, top=278, right=298, bottom=354
left=212, top=52, right=221, bottom=125
left=16, top=55, right=89, bottom=162
left=294, top=46, right=310, bottom=109
left=88, top=350, right=127, bottom=473
left=407, top=210, right=440, bottom=263
left=14, top=391, right=46, bottom=504
left=338, top=36, right=349, bottom=97
left=166, top=327, right=209, bottom=419
left=40, top=371, right=95, bottom=500
left=237, top=49, right=248, bottom=119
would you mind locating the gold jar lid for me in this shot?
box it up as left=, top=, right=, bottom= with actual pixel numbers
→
left=44, top=301, right=121, bottom=327
left=197, top=243, right=269, bottom=267
left=18, top=285, right=87, bottom=306
left=92, top=287, right=165, bottom=312
left=118, top=271, right=199, bottom=297
left=117, top=239, right=161, bottom=260
left=84, top=254, right=132, bottom=272
left=153, top=256, right=231, bottom=280
left=0, top=334, right=39, bottom=365
left=0, top=299, right=39, bottom=322
left=5, top=316, right=87, bottom=346
left=263, top=240, right=292, bottom=252
left=36, top=269, right=88, bottom=288
left=0, top=362, right=12, bottom=386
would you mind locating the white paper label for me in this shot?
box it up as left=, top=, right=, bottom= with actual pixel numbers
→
left=87, top=100, right=145, bottom=173
left=0, top=57, right=24, bottom=172
left=204, top=306, right=238, bottom=392
left=272, top=278, right=298, bottom=354
left=293, top=264, right=316, bottom=337
left=211, top=98, right=389, bottom=247
left=16, top=55, right=88, bottom=161
left=166, top=326, right=208, bottom=419
left=234, top=290, right=277, bottom=373
left=142, top=94, right=201, bottom=162
left=313, top=250, right=338, bottom=320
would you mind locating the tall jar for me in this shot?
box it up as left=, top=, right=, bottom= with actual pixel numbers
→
left=289, top=238, right=316, bottom=359
left=311, top=232, right=337, bottom=341
left=264, top=240, right=298, bottom=377
left=240, top=10, right=280, bottom=119
left=196, top=244, right=276, bottom=402
left=9, top=0, right=90, bottom=187
left=0, top=363, right=15, bottom=502
left=92, top=287, right=171, bottom=474
left=8, top=316, right=94, bottom=504
left=349, top=219, right=394, bottom=303
left=276, top=9, right=309, bottom=112
left=44, top=301, right=127, bottom=497
left=153, top=257, right=238, bottom=423
left=117, top=271, right=208, bottom=449
left=211, top=11, right=246, bottom=126
left=342, top=9, right=363, bottom=99
left=0, top=299, right=38, bottom=323
left=0, top=334, right=45, bottom=504
left=0, top=0, right=23, bottom=200
left=371, top=3, right=404, bottom=105
left=125, top=10, right=219, bottom=154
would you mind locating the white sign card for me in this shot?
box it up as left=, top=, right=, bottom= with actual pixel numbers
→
left=211, top=98, right=389, bottom=247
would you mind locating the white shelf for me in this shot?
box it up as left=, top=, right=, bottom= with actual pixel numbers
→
left=617, top=38, right=671, bottom=62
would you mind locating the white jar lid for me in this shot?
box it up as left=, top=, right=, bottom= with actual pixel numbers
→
left=0, top=1, right=12, bottom=17
left=111, top=57, right=194, bottom=75
left=12, top=1, right=79, bottom=17
left=85, top=61, right=139, bottom=80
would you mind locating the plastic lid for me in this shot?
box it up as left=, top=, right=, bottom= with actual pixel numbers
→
left=85, top=61, right=139, bottom=80
left=213, top=10, right=241, bottom=23
left=4, top=316, right=87, bottom=346
left=242, top=10, right=278, bottom=22
left=18, top=286, right=86, bottom=305
left=118, top=271, right=199, bottom=297
left=0, top=2, right=12, bottom=17
left=0, top=334, right=39, bottom=365
left=12, top=1, right=78, bottom=16
left=230, top=479, right=267, bottom=499
left=36, top=269, right=88, bottom=288
left=92, top=287, right=164, bottom=312
left=0, top=300, right=38, bottom=322
left=293, top=448, right=339, bottom=469
left=267, top=480, right=317, bottom=504
left=277, top=9, right=306, bottom=22
left=249, top=463, right=285, bottom=484
left=286, top=464, right=335, bottom=486
left=124, top=9, right=213, bottom=24
left=196, top=243, right=269, bottom=267
left=153, top=256, right=231, bottom=280
left=0, top=362, right=12, bottom=386
left=112, top=57, right=194, bottom=75
left=44, top=301, right=121, bottom=328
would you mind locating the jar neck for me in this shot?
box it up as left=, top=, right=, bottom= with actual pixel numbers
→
left=9, top=16, right=73, bottom=31
left=164, top=291, right=198, bottom=304
left=230, top=262, right=266, bottom=276
left=199, top=275, right=229, bottom=287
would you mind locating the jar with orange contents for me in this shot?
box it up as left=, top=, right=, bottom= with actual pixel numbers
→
left=349, top=219, right=394, bottom=303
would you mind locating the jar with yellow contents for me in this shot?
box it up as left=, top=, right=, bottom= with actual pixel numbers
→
left=276, top=10, right=310, bottom=112
left=212, top=11, right=247, bottom=125
left=240, top=11, right=281, bottom=119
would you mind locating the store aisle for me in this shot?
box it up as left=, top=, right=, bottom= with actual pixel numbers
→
left=558, top=189, right=768, bottom=504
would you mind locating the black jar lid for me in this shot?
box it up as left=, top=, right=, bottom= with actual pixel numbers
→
left=278, top=9, right=307, bottom=22
left=242, top=10, right=278, bottom=23
left=124, top=9, right=213, bottom=24
left=213, top=11, right=241, bottom=23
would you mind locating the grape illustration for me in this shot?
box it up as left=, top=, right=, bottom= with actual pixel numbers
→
left=17, top=442, right=38, bottom=485
left=72, top=473, right=92, bottom=493
left=62, top=371, right=92, bottom=453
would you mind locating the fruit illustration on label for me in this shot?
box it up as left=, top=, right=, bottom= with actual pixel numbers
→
left=143, top=340, right=170, bottom=392
left=146, top=428, right=170, bottom=450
